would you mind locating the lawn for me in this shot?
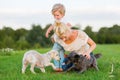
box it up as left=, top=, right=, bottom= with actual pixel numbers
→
left=0, top=44, right=120, bottom=80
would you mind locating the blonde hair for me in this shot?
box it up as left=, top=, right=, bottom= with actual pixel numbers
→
left=54, top=21, right=71, bottom=38
left=52, top=3, right=65, bottom=15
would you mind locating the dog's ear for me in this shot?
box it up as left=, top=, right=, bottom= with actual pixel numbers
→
left=69, top=51, right=77, bottom=57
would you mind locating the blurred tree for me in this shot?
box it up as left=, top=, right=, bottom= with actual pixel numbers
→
left=26, top=24, right=47, bottom=47
left=106, top=24, right=120, bottom=43
left=16, top=36, right=30, bottom=50
left=84, top=26, right=97, bottom=42
left=1, top=27, right=15, bottom=48
left=0, top=29, right=5, bottom=41
left=14, top=28, right=28, bottom=41
left=3, top=36, right=15, bottom=48
left=0, top=24, right=120, bottom=49
left=97, top=27, right=108, bottom=44
left=2, top=27, right=15, bottom=38
left=33, top=43, right=41, bottom=49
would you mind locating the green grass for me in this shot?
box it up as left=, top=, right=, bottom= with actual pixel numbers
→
left=0, top=44, right=120, bottom=80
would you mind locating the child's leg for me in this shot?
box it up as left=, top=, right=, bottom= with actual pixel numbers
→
left=62, top=58, right=69, bottom=71
left=62, top=58, right=73, bottom=71
left=59, top=49, right=65, bottom=68
left=52, top=42, right=65, bottom=68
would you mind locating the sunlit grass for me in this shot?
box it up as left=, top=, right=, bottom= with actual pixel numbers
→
left=0, top=44, right=120, bottom=80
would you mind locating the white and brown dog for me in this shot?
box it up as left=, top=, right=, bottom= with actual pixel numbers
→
left=22, top=50, right=60, bottom=74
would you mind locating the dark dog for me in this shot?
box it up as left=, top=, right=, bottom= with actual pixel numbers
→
left=65, top=51, right=102, bottom=73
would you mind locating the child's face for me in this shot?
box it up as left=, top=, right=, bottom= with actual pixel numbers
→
left=53, top=11, right=64, bottom=20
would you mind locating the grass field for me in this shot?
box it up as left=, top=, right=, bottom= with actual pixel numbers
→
left=0, top=44, right=120, bottom=80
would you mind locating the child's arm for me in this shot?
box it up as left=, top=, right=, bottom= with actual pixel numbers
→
left=45, top=25, right=54, bottom=38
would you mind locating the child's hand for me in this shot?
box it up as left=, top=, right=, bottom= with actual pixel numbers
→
left=45, top=25, right=53, bottom=38
left=45, top=32, right=49, bottom=38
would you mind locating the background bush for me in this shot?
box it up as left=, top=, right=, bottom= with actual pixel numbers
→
left=0, top=24, right=120, bottom=50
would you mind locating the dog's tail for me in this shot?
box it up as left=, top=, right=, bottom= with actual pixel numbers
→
left=94, top=53, right=102, bottom=59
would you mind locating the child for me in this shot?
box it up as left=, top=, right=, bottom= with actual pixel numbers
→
left=45, top=3, right=71, bottom=38
left=45, top=3, right=71, bottom=71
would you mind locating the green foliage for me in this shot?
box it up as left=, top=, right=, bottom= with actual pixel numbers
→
left=0, top=44, right=120, bottom=80
left=16, top=37, right=31, bottom=50
left=3, top=36, right=15, bottom=48
left=97, top=24, right=120, bottom=44
left=84, top=26, right=97, bottom=42
left=25, top=24, right=49, bottom=47
left=0, top=29, right=4, bottom=41
left=97, top=27, right=108, bottom=44
left=26, top=24, right=43, bottom=45
left=0, top=24, right=120, bottom=49
left=33, top=43, right=41, bottom=49
left=2, top=27, right=15, bottom=37
left=14, top=28, right=28, bottom=41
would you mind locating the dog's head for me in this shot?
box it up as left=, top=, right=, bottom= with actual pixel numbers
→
left=65, top=51, right=79, bottom=64
left=49, top=50, right=60, bottom=61
left=73, top=54, right=85, bottom=64
left=67, top=51, right=85, bottom=65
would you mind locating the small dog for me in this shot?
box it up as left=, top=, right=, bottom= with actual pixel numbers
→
left=65, top=51, right=102, bottom=73
left=22, top=50, right=60, bottom=74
